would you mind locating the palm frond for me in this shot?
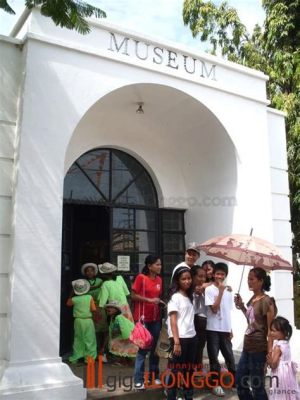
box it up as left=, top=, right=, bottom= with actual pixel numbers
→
left=25, top=0, right=106, bottom=34
left=0, top=0, right=16, bottom=14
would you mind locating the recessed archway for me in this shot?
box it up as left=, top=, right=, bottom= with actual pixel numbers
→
left=65, top=83, right=237, bottom=239
left=60, top=147, right=187, bottom=356
left=61, top=83, right=238, bottom=356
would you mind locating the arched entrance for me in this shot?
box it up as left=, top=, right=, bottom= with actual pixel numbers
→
left=60, top=148, right=186, bottom=356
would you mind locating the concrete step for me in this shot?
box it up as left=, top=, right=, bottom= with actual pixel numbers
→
left=87, top=386, right=238, bottom=400
left=67, top=357, right=239, bottom=399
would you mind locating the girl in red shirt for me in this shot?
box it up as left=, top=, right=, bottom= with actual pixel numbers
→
left=131, top=255, right=164, bottom=389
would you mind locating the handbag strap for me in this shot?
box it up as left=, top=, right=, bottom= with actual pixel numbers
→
left=138, top=275, right=146, bottom=322
left=143, top=276, right=145, bottom=318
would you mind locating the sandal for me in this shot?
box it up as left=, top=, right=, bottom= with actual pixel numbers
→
left=212, top=386, right=225, bottom=396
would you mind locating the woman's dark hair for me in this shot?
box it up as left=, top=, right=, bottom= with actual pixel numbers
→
left=141, top=255, right=160, bottom=275
left=250, top=267, right=271, bottom=291
left=270, top=297, right=278, bottom=317
left=271, top=316, right=292, bottom=340
left=213, top=262, right=228, bottom=276
left=202, top=260, right=215, bottom=269
left=191, top=264, right=203, bottom=277
left=202, top=260, right=215, bottom=282
left=167, top=267, right=193, bottom=303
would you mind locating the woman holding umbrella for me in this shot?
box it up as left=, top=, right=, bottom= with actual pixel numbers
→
left=234, top=267, right=277, bottom=400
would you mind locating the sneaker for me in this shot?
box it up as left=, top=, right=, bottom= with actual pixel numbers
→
left=212, top=386, right=225, bottom=397
left=102, top=354, right=108, bottom=363
left=111, top=361, right=122, bottom=366
left=69, top=358, right=82, bottom=365
left=134, top=382, right=145, bottom=390
left=154, top=378, right=162, bottom=385
left=163, top=388, right=182, bottom=399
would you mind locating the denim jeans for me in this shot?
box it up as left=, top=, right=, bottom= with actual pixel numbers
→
left=134, top=320, right=161, bottom=384
left=206, top=330, right=236, bottom=382
left=236, top=350, right=268, bottom=400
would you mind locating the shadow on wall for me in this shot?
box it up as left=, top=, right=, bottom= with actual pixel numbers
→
left=7, top=45, right=85, bottom=361
left=66, top=83, right=238, bottom=244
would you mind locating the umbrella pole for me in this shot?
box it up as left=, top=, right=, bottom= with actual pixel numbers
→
left=237, top=228, right=253, bottom=294
left=237, top=265, right=245, bottom=294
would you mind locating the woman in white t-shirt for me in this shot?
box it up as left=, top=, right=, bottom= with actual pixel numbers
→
left=166, top=266, right=197, bottom=400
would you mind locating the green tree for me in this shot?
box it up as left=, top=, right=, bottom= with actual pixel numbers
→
left=0, top=0, right=106, bottom=34
left=183, top=0, right=300, bottom=264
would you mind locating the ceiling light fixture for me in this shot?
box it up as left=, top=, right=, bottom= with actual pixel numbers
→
left=136, top=102, right=144, bottom=114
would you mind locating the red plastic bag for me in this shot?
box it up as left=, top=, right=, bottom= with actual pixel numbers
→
left=129, top=321, right=153, bottom=349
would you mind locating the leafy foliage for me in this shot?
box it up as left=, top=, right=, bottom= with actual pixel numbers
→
left=294, top=283, right=300, bottom=328
left=0, top=0, right=106, bottom=34
left=183, top=0, right=300, bottom=263
left=0, top=0, right=15, bottom=14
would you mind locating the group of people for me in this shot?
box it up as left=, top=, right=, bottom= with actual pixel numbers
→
left=67, top=261, right=136, bottom=364
left=67, top=243, right=300, bottom=400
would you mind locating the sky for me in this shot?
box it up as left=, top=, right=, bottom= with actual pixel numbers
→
left=0, top=0, right=265, bottom=51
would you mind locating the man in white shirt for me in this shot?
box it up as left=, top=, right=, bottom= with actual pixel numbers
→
left=205, top=262, right=236, bottom=396
left=171, top=242, right=200, bottom=281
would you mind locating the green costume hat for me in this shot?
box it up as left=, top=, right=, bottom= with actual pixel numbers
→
left=81, top=262, right=98, bottom=275
left=72, top=279, right=90, bottom=295
left=98, top=262, right=117, bottom=274
left=104, top=300, right=123, bottom=314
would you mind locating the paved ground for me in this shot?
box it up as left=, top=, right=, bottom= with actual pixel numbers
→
left=68, top=357, right=238, bottom=399
left=87, top=387, right=238, bottom=400
left=67, top=356, right=300, bottom=399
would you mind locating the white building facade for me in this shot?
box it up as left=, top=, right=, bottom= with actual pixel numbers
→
left=0, top=8, right=297, bottom=399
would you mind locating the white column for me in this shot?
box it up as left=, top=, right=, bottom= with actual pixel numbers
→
left=0, top=161, right=86, bottom=399
left=0, top=45, right=85, bottom=400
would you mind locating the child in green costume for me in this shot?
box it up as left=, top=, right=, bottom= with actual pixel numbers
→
left=105, top=301, right=138, bottom=364
left=81, top=263, right=102, bottom=301
left=98, top=262, right=133, bottom=322
left=81, top=262, right=108, bottom=362
left=67, top=279, right=97, bottom=363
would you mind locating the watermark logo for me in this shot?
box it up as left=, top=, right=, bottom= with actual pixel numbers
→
left=161, top=195, right=237, bottom=208
left=85, top=356, right=235, bottom=392
left=84, top=357, right=285, bottom=393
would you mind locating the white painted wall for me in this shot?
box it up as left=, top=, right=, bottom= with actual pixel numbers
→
left=0, top=8, right=295, bottom=399
left=0, top=36, right=23, bottom=376
left=266, top=109, right=300, bottom=361
left=267, top=109, right=293, bottom=319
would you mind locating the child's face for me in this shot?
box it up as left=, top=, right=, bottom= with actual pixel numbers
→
left=270, top=326, right=285, bottom=341
left=84, top=267, right=96, bottom=279
left=149, top=259, right=162, bottom=275
left=178, top=271, right=192, bottom=291
left=214, top=270, right=226, bottom=283
left=106, top=306, right=119, bottom=316
left=193, top=269, right=206, bottom=286
left=206, top=265, right=214, bottom=279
